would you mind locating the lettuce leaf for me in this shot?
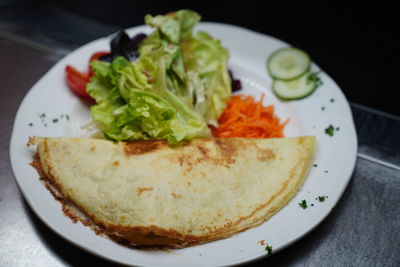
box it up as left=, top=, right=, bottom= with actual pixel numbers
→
left=87, top=9, right=231, bottom=143
left=181, top=31, right=231, bottom=125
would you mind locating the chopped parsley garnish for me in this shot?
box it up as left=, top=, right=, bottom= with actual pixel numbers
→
left=34, top=113, right=71, bottom=127
left=325, top=124, right=335, bottom=136
left=311, top=204, right=314, bottom=206
left=307, top=71, right=323, bottom=88
left=299, top=200, right=308, bottom=209
left=330, top=98, right=335, bottom=103
left=38, top=113, right=48, bottom=126
left=321, top=106, right=326, bottom=111
left=265, top=244, right=273, bottom=255
left=318, top=195, right=327, bottom=202
left=313, top=164, right=318, bottom=167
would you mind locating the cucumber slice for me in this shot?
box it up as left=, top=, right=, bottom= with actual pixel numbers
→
left=267, top=47, right=311, bottom=80
left=272, top=71, right=317, bottom=100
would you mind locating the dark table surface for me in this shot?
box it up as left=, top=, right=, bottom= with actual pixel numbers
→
left=1, top=2, right=399, bottom=266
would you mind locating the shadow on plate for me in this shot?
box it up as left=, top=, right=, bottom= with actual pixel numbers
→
left=22, top=199, right=118, bottom=266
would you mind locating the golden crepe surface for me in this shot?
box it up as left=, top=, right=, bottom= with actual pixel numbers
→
left=30, top=136, right=316, bottom=248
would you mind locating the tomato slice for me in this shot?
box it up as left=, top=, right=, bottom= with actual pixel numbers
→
left=65, top=65, right=91, bottom=100
left=65, top=51, right=110, bottom=101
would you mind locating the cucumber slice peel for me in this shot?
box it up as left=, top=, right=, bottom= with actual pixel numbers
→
left=267, top=47, right=311, bottom=81
left=272, top=71, right=317, bottom=100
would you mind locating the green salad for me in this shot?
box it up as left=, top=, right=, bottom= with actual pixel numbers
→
left=86, top=10, right=231, bottom=143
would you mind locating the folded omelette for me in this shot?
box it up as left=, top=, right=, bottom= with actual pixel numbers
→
left=30, top=136, right=316, bottom=248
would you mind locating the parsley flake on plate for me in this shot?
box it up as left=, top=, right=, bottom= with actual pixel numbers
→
left=299, top=200, right=308, bottom=209
left=265, top=244, right=273, bottom=255
left=325, top=124, right=336, bottom=136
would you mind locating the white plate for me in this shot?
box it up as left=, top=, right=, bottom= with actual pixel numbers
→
left=9, top=22, right=357, bottom=266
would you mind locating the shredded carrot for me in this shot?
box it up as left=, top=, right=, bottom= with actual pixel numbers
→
left=211, top=94, right=289, bottom=138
